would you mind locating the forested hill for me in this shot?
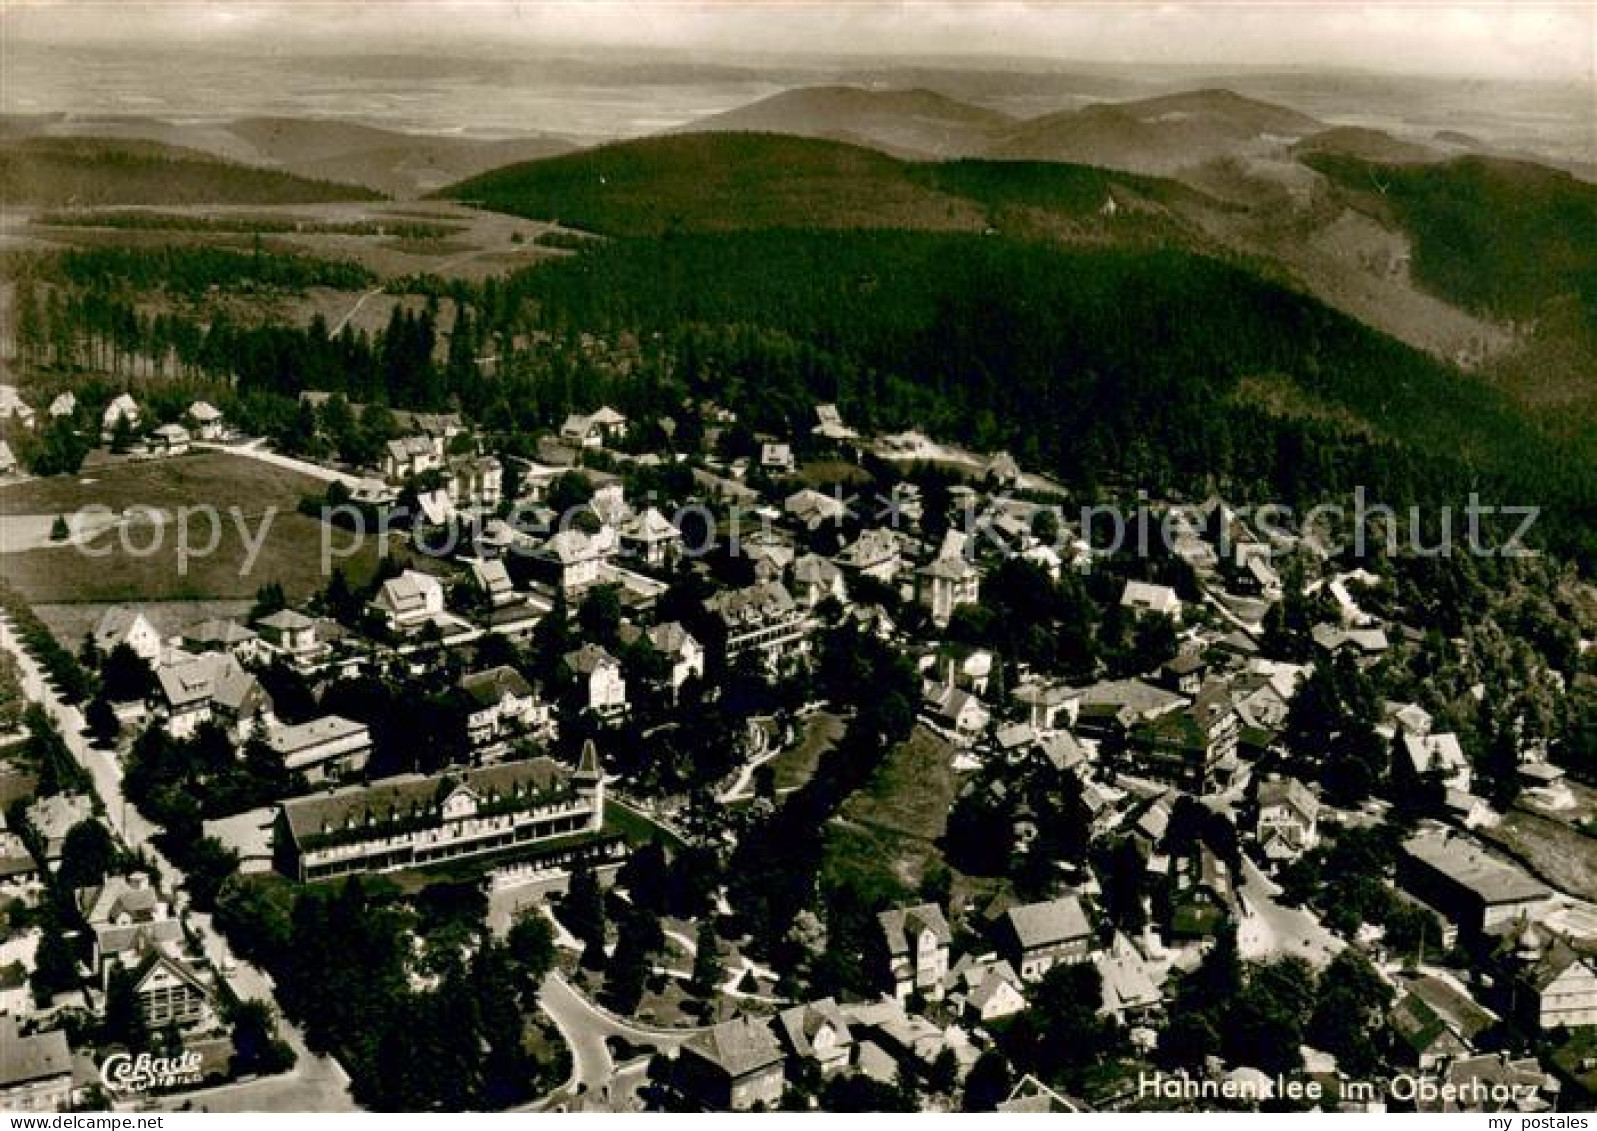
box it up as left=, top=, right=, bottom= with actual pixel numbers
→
left=486, top=231, right=1596, bottom=567
left=0, top=137, right=380, bottom=206
left=438, top=132, right=1205, bottom=239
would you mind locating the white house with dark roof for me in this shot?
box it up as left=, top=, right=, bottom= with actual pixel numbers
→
left=458, top=665, right=548, bottom=746
left=383, top=435, right=440, bottom=481
left=559, top=405, right=628, bottom=448
left=878, top=902, right=952, bottom=1001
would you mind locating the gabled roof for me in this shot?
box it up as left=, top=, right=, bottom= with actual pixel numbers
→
left=878, top=903, right=952, bottom=956
left=1258, top=775, right=1319, bottom=822
left=684, top=1016, right=784, bottom=1078
left=94, top=605, right=155, bottom=650
left=705, top=581, right=797, bottom=626
left=563, top=643, right=619, bottom=676
left=1003, top=895, right=1091, bottom=950
left=458, top=665, right=534, bottom=707
left=619, top=506, right=680, bottom=542
left=775, top=998, right=853, bottom=1059
left=0, top=1017, right=71, bottom=1087
left=256, top=608, right=315, bottom=632
left=265, top=715, right=368, bottom=757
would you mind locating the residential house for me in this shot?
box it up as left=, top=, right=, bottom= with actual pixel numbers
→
left=1255, top=775, right=1320, bottom=865
left=559, top=405, right=628, bottom=448
left=83, top=872, right=218, bottom=1031
left=618, top=507, right=682, bottom=567
left=923, top=682, right=990, bottom=740
left=878, top=903, right=953, bottom=1002
left=946, top=954, right=1027, bottom=1023
left=0, top=386, right=34, bottom=429
left=812, top=404, right=857, bottom=441
left=383, top=435, right=440, bottom=481
left=619, top=621, right=703, bottom=699
left=444, top=455, right=502, bottom=509
left=677, top=1016, right=786, bottom=1111
left=791, top=554, right=847, bottom=609
left=180, top=618, right=261, bottom=662
left=0, top=1018, right=72, bottom=1112
left=458, top=666, right=548, bottom=747
left=274, top=753, right=606, bottom=882
left=1390, top=974, right=1496, bottom=1070
left=836, top=528, right=904, bottom=583
left=266, top=716, right=372, bottom=783
left=93, top=605, right=163, bottom=662
left=369, top=570, right=446, bottom=630
left=254, top=608, right=326, bottom=665
left=1120, top=580, right=1182, bottom=621
left=1511, top=928, right=1597, bottom=1031
left=187, top=400, right=224, bottom=440
left=997, top=895, right=1093, bottom=981
left=1096, top=942, right=1165, bottom=1024
left=705, top=581, right=810, bottom=670
left=783, top=488, right=847, bottom=532
left=774, top=998, right=853, bottom=1075
left=469, top=558, right=518, bottom=607
left=46, top=392, right=76, bottom=421
left=1126, top=682, right=1239, bottom=793
left=101, top=393, right=140, bottom=441
left=535, top=528, right=608, bottom=594
left=127, top=947, right=216, bottom=1031
left=155, top=651, right=272, bottom=739
left=563, top=644, right=628, bottom=719
left=1402, top=732, right=1473, bottom=794
left=760, top=442, right=795, bottom=474
left=918, top=554, right=980, bottom=628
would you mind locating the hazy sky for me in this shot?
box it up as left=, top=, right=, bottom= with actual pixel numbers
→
left=3, top=1, right=1591, bottom=81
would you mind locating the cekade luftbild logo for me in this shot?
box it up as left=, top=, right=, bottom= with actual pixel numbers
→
left=99, top=1050, right=204, bottom=1095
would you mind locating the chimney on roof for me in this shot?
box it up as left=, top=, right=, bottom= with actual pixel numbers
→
left=128, top=873, right=150, bottom=891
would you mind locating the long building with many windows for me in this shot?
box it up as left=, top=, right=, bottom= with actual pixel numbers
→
left=273, top=748, right=605, bottom=882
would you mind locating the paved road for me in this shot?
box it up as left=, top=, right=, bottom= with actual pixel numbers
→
left=195, top=439, right=363, bottom=488
left=0, top=616, right=356, bottom=1111
left=1236, top=855, right=1344, bottom=968
left=533, top=972, right=704, bottom=1109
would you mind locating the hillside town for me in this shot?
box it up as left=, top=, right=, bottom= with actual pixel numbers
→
left=1, top=383, right=1593, bottom=1115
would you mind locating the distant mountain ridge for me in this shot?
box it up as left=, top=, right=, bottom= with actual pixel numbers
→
left=678, top=84, right=1016, bottom=158
left=0, top=114, right=575, bottom=199
left=0, top=135, right=379, bottom=206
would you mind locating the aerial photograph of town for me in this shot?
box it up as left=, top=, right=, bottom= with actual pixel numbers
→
left=0, top=0, right=1592, bottom=1118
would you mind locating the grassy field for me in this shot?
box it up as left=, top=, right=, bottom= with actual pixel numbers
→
left=17, top=201, right=574, bottom=284
left=822, top=723, right=959, bottom=902
left=0, top=450, right=382, bottom=604
left=769, top=710, right=844, bottom=792
left=1482, top=807, right=1597, bottom=904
